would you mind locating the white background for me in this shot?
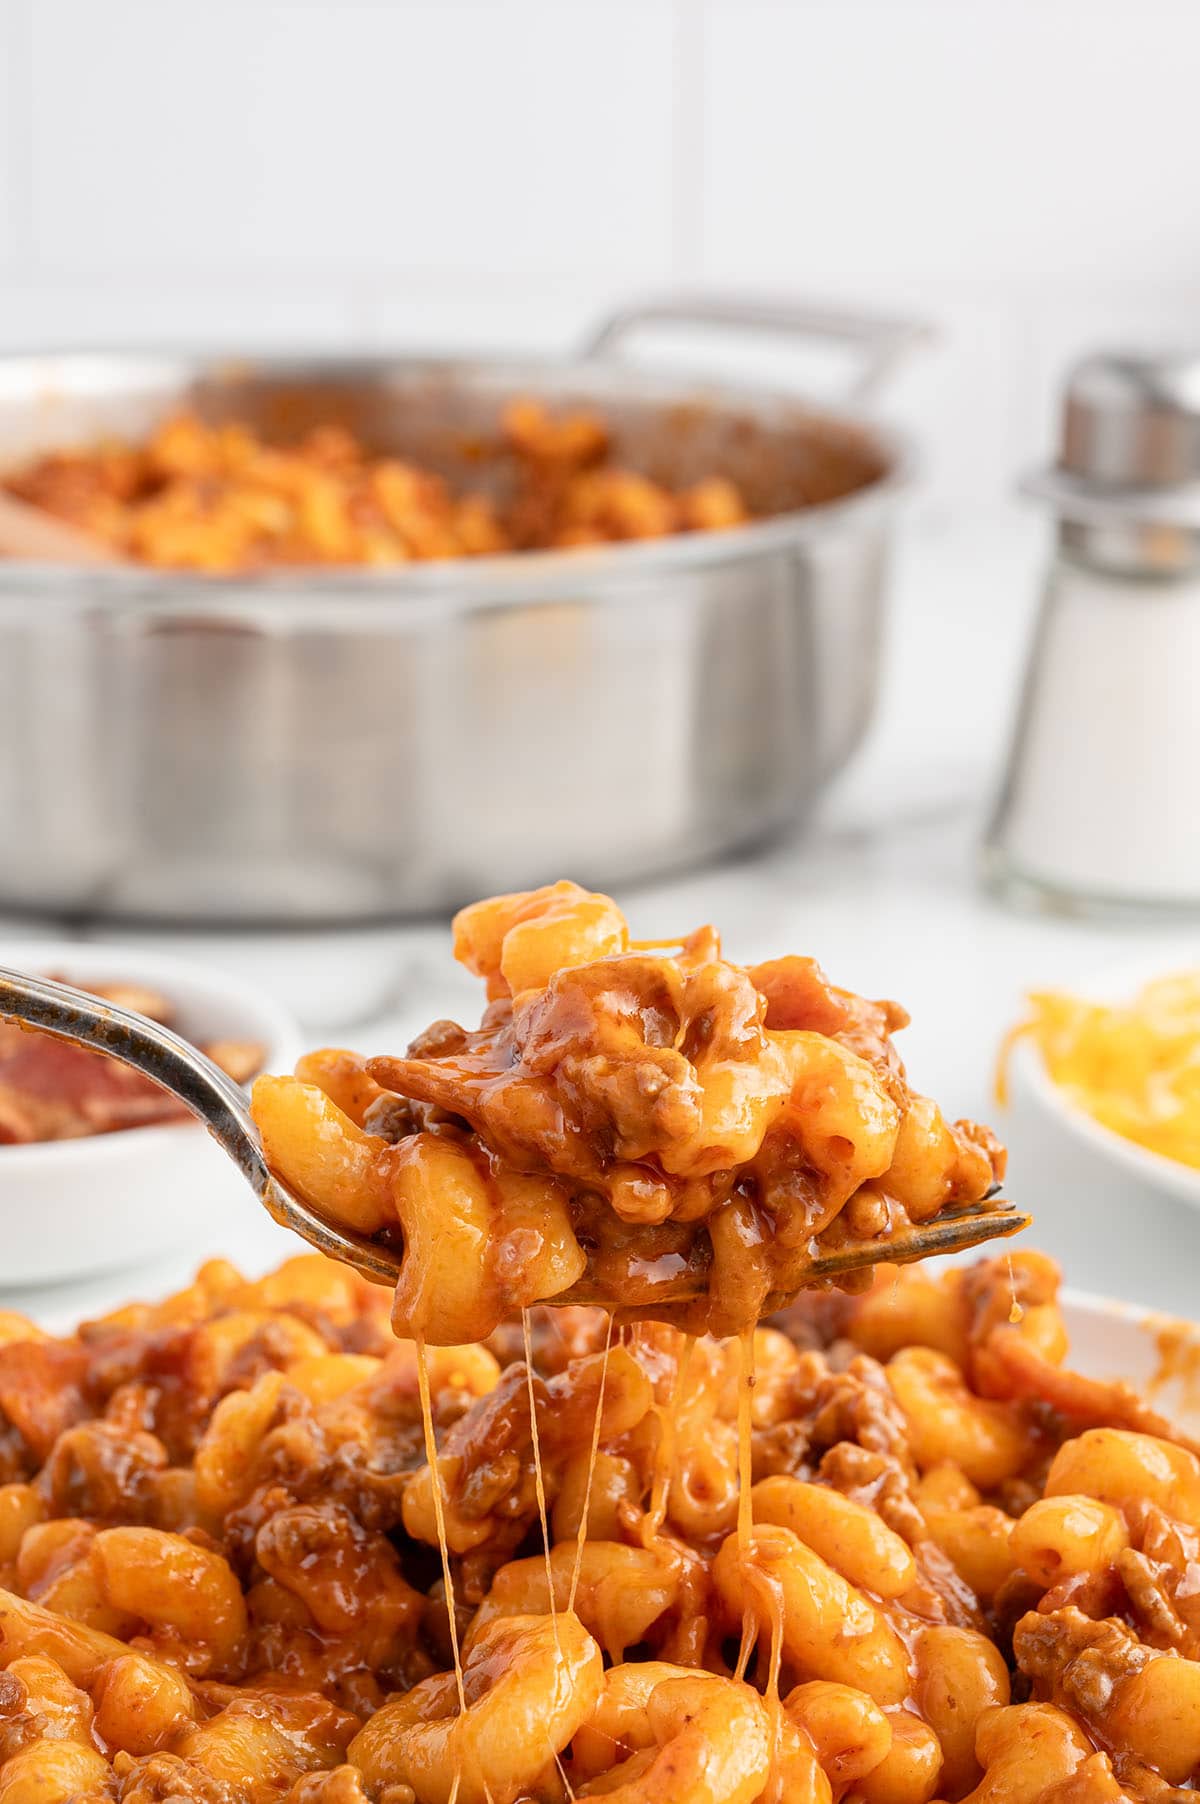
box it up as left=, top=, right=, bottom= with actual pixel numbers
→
left=3, top=0, right=1200, bottom=1323
left=1, top=0, right=1198, bottom=513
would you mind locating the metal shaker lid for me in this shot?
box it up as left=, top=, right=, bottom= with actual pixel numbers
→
left=1063, top=353, right=1200, bottom=486
left=1022, top=349, right=1200, bottom=572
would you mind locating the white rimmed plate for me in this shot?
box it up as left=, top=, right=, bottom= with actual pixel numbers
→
left=1064, top=1287, right=1200, bottom=1433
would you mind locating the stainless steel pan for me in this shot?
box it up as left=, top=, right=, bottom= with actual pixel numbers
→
left=0, top=296, right=922, bottom=923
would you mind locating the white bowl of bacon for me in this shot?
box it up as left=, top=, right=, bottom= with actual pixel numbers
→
left=0, top=941, right=300, bottom=1286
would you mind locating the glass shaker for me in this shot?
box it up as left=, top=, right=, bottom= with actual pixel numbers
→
left=983, top=351, right=1200, bottom=916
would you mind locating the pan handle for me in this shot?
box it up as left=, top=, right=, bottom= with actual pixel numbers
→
left=580, top=293, right=930, bottom=403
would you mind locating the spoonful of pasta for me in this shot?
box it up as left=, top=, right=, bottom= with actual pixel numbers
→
left=0, top=883, right=1028, bottom=1340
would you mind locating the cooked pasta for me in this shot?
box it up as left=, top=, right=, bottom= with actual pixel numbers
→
left=5, top=883, right=1197, bottom=1799
left=252, top=880, right=1007, bottom=1341
left=0, top=1248, right=1197, bottom=1799
left=2, top=401, right=751, bottom=572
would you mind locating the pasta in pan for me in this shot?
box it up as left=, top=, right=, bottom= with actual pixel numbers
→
left=2, top=402, right=752, bottom=572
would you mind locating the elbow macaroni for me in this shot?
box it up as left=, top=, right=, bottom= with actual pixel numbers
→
left=0, top=1179, right=1198, bottom=1795
left=252, top=881, right=1007, bottom=1342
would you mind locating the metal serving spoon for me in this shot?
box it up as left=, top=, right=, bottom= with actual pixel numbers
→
left=0, top=966, right=1031, bottom=1297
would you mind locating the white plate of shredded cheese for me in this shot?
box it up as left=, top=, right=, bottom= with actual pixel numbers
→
left=1005, top=947, right=1200, bottom=1213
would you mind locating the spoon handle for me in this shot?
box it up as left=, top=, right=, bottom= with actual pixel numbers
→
left=0, top=968, right=1026, bottom=1311
left=0, top=963, right=401, bottom=1286
left=0, top=964, right=270, bottom=1192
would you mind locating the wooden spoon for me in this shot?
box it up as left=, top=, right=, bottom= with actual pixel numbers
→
left=0, top=489, right=123, bottom=565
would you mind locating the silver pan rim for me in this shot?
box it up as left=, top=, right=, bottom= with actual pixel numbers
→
left=0, top=346, right=915, bottom=607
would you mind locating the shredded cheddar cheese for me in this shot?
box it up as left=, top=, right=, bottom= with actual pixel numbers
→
left=1001, top=970, right=1200, bottom=1168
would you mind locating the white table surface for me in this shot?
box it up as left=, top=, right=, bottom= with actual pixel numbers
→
left=8, top=505, right=1200, bottom=1330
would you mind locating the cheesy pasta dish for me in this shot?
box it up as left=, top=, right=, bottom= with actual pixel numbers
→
left=250, top=881, right=1007, bottom=1341
left=2, top=402, right=751, bottom=573
left=1, top=1249, right=1197, bottom=1801
left=2, top=882, right=1197, bottom=1801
